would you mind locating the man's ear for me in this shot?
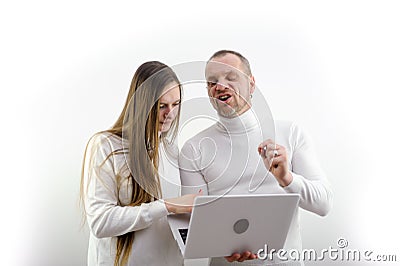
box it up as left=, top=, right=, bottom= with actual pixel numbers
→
left=249, top=75, right=256, bottom=94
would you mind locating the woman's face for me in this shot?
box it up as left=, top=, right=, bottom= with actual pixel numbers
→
left=158, top=82, right=181, bottom=133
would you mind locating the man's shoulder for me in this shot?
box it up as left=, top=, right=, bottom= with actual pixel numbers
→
left=275, top=119, right=297, bottom=132
left=181, top=123, right=219, bottom=145
left=275, top=119, right=305, bottom=139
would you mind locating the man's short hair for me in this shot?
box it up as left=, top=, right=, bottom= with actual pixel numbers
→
left=208, top=50, right=252, bottom=76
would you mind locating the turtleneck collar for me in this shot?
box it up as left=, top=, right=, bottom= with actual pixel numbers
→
left=216, top=108, right=259, bottom=134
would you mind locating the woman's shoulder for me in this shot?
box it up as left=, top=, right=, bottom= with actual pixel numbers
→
left=86, top=131, right=124, bottom=152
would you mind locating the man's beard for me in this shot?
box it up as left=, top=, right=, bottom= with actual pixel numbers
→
left=213, top=97, right=249, bottom=118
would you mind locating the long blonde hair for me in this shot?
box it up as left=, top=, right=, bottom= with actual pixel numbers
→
left=80, top=61, right=181, bottom=266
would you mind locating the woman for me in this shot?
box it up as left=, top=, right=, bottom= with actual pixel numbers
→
left=80, top=61, right=199, bottom=266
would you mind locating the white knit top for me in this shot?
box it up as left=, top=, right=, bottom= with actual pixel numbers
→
left=83, top=132, right=183, bottom=266
left=179, top=109, right=333, bottom=265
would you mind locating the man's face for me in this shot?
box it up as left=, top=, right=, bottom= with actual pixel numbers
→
left=205, top=53, right=255, bottom=118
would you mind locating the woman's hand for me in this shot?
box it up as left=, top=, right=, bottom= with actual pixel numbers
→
left=165, top=190, right=203, bottom=214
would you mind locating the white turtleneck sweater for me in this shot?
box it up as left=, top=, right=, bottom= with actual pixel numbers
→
left=179, top=109, right=333, bottom=266
left=83, top=132, right=183, bottom=266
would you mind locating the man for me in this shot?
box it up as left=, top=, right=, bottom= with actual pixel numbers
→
left=179, top=50, right=333, bottom=265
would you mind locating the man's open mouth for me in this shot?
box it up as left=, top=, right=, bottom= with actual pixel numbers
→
left=218, top=95, right=231, bottom=102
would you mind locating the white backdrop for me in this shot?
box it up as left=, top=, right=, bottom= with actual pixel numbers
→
left=1, top=0, right=399, bottom=265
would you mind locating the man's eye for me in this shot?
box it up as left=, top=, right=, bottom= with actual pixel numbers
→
left=226, top=75, right=237, bottom=81
left=207, top=81, right=217, bottom=88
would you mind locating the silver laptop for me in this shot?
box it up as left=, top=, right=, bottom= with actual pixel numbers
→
left=167, top=194, right=300, bottom=259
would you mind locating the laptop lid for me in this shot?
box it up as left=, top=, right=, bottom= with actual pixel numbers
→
left=168, top=193, right=299, bottom=259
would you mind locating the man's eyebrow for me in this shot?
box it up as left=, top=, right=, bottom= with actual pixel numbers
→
left=226, top=70, right=238, bottom=76
left=206, top=75, right=217, bottom=81
left=206, top=70, right=237, bottom=80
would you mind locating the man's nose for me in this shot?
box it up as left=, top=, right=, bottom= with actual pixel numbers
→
left=215, top=82, right=226, bottom=91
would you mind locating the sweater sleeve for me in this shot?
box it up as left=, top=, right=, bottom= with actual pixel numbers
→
left=283, top=123, right=333, bottom=217
left=179, top=140, right=209, bottom=195
left=83, top=134, right=168, bottom=239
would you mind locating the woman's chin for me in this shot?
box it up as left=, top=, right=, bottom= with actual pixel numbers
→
left=160, top=124, right=171, bottom=133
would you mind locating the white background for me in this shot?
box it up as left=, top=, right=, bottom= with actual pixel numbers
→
left=1, top=0, right=399, bottom=265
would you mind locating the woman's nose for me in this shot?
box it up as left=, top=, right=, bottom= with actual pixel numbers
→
left=163, top=106, right=172, bottom=117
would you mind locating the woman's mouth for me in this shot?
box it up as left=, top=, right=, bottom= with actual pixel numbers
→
left=161, top=119, right=172, bottom=124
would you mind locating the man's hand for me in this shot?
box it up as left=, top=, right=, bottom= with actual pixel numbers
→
left=258, top=139, right=293, bottom=187
left=225, top=251, right=257, bottom=262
